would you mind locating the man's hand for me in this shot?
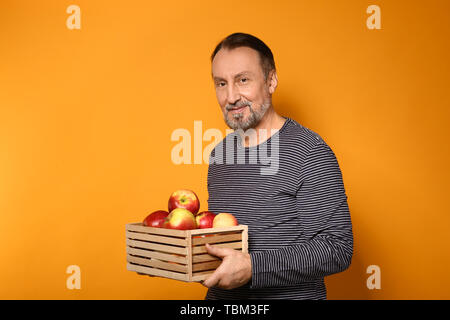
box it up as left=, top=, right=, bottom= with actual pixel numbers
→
left=202, top=243, right=252, bottom=290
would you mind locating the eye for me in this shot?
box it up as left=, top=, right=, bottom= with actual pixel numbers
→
left=240, top=78, right=248, bottom=83
left=216, top=82, right=226, bottom=87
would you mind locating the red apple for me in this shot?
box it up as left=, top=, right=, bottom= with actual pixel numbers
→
left=163, top=208, right=197, bottom=230
left=195, top=211, right=216, bottom=229
left=168, top=189, right=200, bottom=215
left=213, top=212, right=238, bottom=228
left=142, top=210, right=169, bottom=228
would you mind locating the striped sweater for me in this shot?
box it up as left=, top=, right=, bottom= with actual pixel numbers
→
left=205, top=117, right=353, bottom=300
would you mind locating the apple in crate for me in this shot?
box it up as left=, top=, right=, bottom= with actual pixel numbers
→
left=168, top=189, right=200, bottom=215
left=142, top=210, right=169, bottom=228
left=213, top=212, right=238, bottom=228
left=163, top=208, right=197, bottom=230
left=196, top=211, right=216, bottom=229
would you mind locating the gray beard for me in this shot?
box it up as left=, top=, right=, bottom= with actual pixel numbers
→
left=224, top=101, right=271, bottom=131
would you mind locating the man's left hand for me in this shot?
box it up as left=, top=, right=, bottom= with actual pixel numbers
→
left=201, top=243, right=252, bottom=290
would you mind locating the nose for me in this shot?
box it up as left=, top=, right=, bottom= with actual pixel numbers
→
left=226, top=83, right=240, bottom=105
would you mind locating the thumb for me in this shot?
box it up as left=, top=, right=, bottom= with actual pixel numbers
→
left=205, top=243, right=231, bottom=259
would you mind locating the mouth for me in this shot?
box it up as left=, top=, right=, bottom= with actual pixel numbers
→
left=228, top=105, right=247, bottom=114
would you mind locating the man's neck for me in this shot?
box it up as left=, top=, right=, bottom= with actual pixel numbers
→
left=240, top=107, right=286, bottom=147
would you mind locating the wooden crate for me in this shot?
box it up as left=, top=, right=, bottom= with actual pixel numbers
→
left=125, top=223, right=248, bottom=282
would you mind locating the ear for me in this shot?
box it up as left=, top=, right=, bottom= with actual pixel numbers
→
left=267, top=70, right=278, bottom=94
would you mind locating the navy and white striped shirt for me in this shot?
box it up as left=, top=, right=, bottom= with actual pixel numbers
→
left=205, top=117, right=353, bottom=300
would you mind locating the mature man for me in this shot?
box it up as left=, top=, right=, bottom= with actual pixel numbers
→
left=202, top=33, right=353, bottom=299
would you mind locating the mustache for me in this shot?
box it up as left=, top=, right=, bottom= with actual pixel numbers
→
left=225, top=101, right=252, bottom=111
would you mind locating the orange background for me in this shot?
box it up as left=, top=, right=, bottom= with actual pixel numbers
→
left=1, top=0, right=449, bottom=299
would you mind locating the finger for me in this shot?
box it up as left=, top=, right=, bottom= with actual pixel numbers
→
left=202, top=269, right=221, bottom=288
left=205, top=243, right=232, bottom=259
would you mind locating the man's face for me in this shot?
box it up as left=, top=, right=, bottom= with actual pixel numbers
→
left=212, top=47, right=275, bottom=131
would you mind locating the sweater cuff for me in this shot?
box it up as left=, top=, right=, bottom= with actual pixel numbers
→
left=249, top=250, right=275, bottom=289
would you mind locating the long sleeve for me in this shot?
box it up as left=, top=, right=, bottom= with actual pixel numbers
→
left=250, top=141, right=353, bottom=288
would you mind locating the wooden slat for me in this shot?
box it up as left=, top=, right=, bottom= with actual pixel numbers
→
left=189, top=225, right=245, bottom=235
left=127, top=247, right=187, bottom=264
left=192, top=242, right=242, bottom=255
left=186, top=232, right=193, bottom=281
left=192, top=233, right=242, bottom=245
left=126, top=231, right=187, bottom=246
left=126, top=239, right=187, bottom=255
left=242, top=225, right=248, bottom=254
left=127, top=255, right=188, bottom=273
left=127, top=263, right=188, bottom=282
left=126, top=223, right=187, bottom=238
left=192, top=260, right=221, bottom=272
left=191, top=270, right=214, bottom=282
left=192, top=253, right=220, bottom=263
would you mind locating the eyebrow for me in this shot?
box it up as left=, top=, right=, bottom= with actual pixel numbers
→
left=212, top=71, right=254, bottom=82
